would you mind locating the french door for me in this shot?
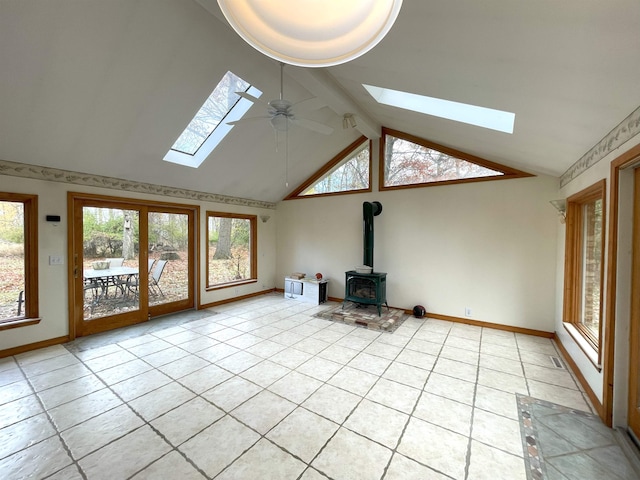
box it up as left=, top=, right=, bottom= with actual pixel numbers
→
left=69, top=193, right=196, bottom=337
left=628, top=167, right=640, bottom=439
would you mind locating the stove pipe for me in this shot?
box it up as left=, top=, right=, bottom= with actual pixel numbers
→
left=363, top=201, right=383, bottom=270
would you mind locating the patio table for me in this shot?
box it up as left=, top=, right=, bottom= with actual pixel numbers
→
left=83, top=266, right=139, bottom=299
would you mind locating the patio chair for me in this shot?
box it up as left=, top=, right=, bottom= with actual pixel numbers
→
left=114, top=259, right=156, bottom=298
left=106, top=257, right=124, bottom=267
left=16, top=290, right=25, bottom=316
left=104, top=258, right=125, bottom=295
left=149, top=259, right=167, bottom=297
left=83, top=279, right=102, bottom=313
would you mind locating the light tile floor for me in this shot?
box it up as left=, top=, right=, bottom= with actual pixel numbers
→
left=0, top=294, right=637, bottom=479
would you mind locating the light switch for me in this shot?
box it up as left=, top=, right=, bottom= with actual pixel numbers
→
left=49, top=255, right=64, bottom=265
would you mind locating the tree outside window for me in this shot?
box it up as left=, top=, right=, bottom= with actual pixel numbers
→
left=206, top=212, right=257, bottom=289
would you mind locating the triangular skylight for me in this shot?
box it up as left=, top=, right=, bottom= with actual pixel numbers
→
left=381, top=128, right=531, bottom=190
left=164, top=71, right=262, bottom=168
left=364, top=84, right=515, bottom=134
left=285, top=137, right=371, bottom=199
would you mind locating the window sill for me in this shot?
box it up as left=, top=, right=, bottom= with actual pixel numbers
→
left=562, top=322, right=602, bottom=371
left=0, top=317, right=42, bottom=331
left=206, top=279, right=257, bottom=292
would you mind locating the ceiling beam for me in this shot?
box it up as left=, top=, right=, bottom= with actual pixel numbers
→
left=285, top=67, right=381, bottom=140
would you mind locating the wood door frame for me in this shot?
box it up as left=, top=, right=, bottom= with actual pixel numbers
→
left=602, top=143, right=640, bottom=426
left=628, top=167, right=640, bottom=436
left=67, top=192, right=199, bottom=340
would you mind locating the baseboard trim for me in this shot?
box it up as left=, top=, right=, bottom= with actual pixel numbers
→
left=280, top=292, right=553, bottom=338
left=554, top=332, right=604, bottom=421
left=199, top=288, right=276, bottom=310
left=0, top=336, right=70, bottom=359
left=425, top=312, right=554, bottom=338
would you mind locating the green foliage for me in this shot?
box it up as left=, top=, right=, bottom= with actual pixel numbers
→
left=232, top=219, right=250, bottom=246
left=83, top=209, right=124, bottom=241
left=0, top=226, right=23, bottom=244
left=149, top=213, right=188, bottom=249
left=0, top=201, right=24, bottom=244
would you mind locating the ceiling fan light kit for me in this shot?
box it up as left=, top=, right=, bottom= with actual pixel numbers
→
left=343, top=113, right=357, bottom=129
left=217, top=0, right=403, bottom=67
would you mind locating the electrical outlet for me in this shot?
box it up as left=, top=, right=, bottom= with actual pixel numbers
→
left=464, top=307, right=472, bottom=317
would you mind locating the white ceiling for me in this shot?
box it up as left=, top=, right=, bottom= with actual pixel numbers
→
left=1, top=1, right=638, bottom=203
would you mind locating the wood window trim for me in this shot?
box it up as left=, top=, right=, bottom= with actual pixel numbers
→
left=0, top=192, right=38, bottom=327
left=284, top=136, right=372, bottom=200
left=379, top=127, right=533, bottom=191
left=206, top=211, right=257, bottom=290
left=0, top=317, right=42, bottom=331
left=562, top=179, right=606, bottom=366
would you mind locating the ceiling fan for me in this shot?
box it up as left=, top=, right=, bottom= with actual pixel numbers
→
left=227, top=62, right=334, bottom=135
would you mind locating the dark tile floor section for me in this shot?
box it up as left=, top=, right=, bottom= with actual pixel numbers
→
left=518, top=395, right=640, bottom=480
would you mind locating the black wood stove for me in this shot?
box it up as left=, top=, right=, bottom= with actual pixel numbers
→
left=343, top=201, right=388, bottom=316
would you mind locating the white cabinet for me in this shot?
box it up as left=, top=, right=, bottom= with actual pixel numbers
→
left=284, top=277, right=328, bottom=305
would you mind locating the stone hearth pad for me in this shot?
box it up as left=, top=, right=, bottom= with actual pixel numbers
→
left=315, top=303, right=407, bottom=333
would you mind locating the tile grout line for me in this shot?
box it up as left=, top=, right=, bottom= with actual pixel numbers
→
left=378, top=318, right=456, bottom=480
left=66, top=341, right=241, bottom=480
left=463, top=327, right=483, bottom=480
left=1, top=299, right=607, bottom=479
left=13, top=355, right=88, bottom=480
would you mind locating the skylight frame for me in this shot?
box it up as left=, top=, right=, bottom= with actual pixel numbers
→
left=164, top=72, right=262, bottom=168
left=363, top=84, right=515, bottom=134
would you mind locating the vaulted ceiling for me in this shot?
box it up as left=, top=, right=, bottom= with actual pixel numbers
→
left=1, top=1, right=638, bottom=203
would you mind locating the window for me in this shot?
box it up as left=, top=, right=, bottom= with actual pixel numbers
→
left=0, top=193, right=39, bottom=328
left=363, top=84, right=515, bottom=134
left=206, top=212, right=257, bottom=289
left=563, top=180, right=606, bottom=363
left=285, top=137, right=372, bottom=199
left=164, top=71, right=262, bottom=168
left=380, top=127, right=532, bottom=190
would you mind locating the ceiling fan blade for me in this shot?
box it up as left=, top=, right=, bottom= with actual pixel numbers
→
left=236, top=91, right=269, bottom=107
left=290, top=117, right=334, bottom=135
left=294, top=97, right=326, bottom=114
left=227, top=115, right=270, bottom=126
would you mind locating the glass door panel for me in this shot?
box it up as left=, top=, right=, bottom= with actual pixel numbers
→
left=71, top=194, right=195, bottom=338
left=82, top=207, right=140, bottom=321
left=148, top=210, right=193, bottom=314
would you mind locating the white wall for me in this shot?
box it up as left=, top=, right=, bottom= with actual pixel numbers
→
left=276, top=174, right=560, bottom=332
left=0, top=174, right=277, bottom=351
